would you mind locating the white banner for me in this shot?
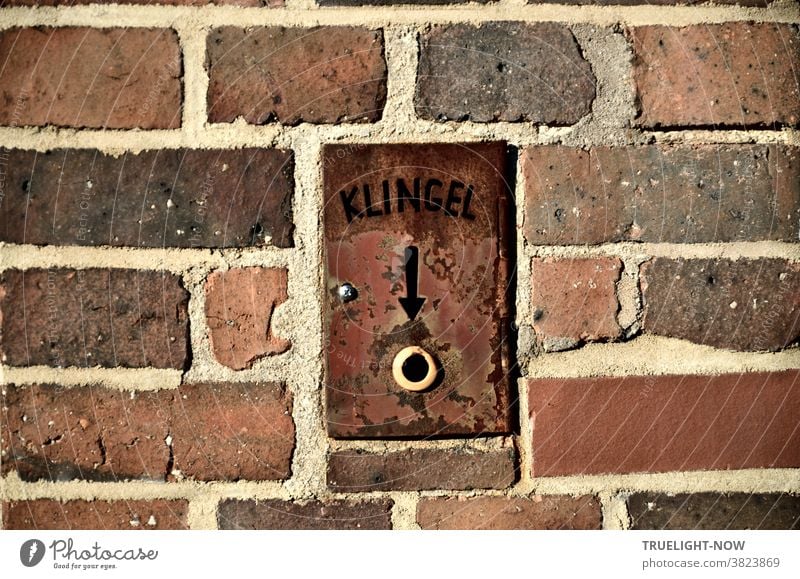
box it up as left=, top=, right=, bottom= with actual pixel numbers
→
left=1, top=530, right=798, bottom=578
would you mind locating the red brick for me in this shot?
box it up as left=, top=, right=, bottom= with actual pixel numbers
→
left=523, top=145, right=800, bottom=244
left=0, top=149, right=294, bottom=249
left=170, top=382, right=294, bottom=481
left=417, top=496, right=602, bottom=530
left=0, top=28, right=181, bottom=129
left=3, top=0, right=279, bottom=4
left=416, top=23, right=595, bottom=123
left=528, top=370, right=800, bottom=477
left=1, top=382, right=294, bottom=482
left=529, top=0, right=770, bottom=4
left=218, top=499, right=393, bottom=529
left=641, top=258, right=800, bottom=352
left=0, top=269, right=189, bottom=369
left=629, top=492, right=800, bottom=530
left=207, top=27, right=387, bottom=125
left=327, top=447, right=516, bottom=491
left=320, top=0, right=485, bottom=3
left=630, top=23, right=800, bottom=127
left=205, top=268, right=290, bottom=370
left=531, top=257, right=622, bottom=351
left=3, top=500, right=189, bottom=530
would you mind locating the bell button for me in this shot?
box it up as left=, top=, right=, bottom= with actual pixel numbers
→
left=392, top=346, right=438, bottom=392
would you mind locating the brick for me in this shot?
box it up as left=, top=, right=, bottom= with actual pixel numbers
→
left=327, top=447, right=516, bottom=492
left=630, top=23, right=800, bottom=127
left=170, top=382, right=294, bottom=481
left=629, top=493, right=800, bottom=530
left=531, top=257, right=622, bottom=351
left=528, top=370, right=800, bottom=477
left=218, top=499, right=393, bottom=529
left=1, top=382, right=294, bottom=482
left=3, top=500, right=189, bottom=530
left=319, top=0, right=486, bottom=3
left=205, top=268, right=290, bottom=370
left=523, top=145, right=800, bottom=244
left=207, top=27, right=387, bottom=125
left=416, top=23, right=595, bottom=123
left=0, top=28, right=181, bottom=129
left=0, top=269, right=189, bottom=369
left=3, top=0, right=279, bottom=5
left=2, top=384, right=169, bottom=481
left=417, top=496, right=602, bottom=530
left=0, top=149, right=294, bottom=249
left=641, top=258, right=800, bottom=352
left=529, top=0, right=771, bottom=4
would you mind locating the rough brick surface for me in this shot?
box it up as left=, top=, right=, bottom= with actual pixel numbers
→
left=531, top=257, right=622, bottom=351
left=320, top=0, right=485, bottom=3
left=528, top=370, right=800, bottom=477
left=207, top=27, right=387, bottom=125
left=205, top=268, right=291, bottom=370
left=0, top=269, right=189, bottom=369
left=629, top=493, right=800, bottom=530
left=327, top=447, right=516, bottom=491
left=218, top=499, right=394, bottom=529
left=523, top=145, right=800, bottom=244
left=0, top=149, right=294, bottom=249
left=631, top=23, right=800, bottom=127
left=529, top=0, right=770, bottom=4
left=641, top=258, right=800, bottom=352
left=0, top=27, right=181, bottom=129
left=416, top=22, right=595, bottom=123
left=3, top=500, right=189, bottom=530
left=417, top=496, right=602, bottom=530
left=1, top=382, right=294, bottom=482
left=3, top=0, right=279, bottom=4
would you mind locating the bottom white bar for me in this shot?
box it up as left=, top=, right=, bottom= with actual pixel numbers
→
left=1, top=530, right=797, bottom=578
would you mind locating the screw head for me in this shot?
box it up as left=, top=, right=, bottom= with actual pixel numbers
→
left=338, top=283, right=358, bottom=303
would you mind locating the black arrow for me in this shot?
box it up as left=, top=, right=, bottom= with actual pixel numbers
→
left=399, top=246, right=426, bottom=321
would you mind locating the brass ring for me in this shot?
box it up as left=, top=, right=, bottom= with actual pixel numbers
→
left=392, top=346, right=437, bottom=392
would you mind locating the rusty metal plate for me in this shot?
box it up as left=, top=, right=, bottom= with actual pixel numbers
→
left=323, top=142, right=514, bottom=438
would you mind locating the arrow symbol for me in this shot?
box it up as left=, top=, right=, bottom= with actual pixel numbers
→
left=398, top=246, right=426, bottom=321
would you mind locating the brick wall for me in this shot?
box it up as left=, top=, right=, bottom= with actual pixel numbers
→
left=1, top=0, right=799, bottom=530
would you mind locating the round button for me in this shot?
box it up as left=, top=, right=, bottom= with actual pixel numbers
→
left=392, top=346, right=438, bottom=392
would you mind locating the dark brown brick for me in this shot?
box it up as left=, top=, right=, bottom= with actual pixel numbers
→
left=630, top=23, right=800, bottom=127
left=531, top=257, right=622, bottom=351
left=416, top=22, right=595, bottom=123
left=641, top=258, right=800, bottom=352
left=417, top=496, right=602, bottom=530
left=218, top=499, right=394, bottom=529
left=528, top=371, right=800, bottom=477
left=207, top=27, right=387, bottom=125
left=0, top=28, right=181, bottom=129
left=629, top=493, right=800, bottom=530
left=1, top=382, right=294, bottom=482
left=3, top=500, right=189, bottom=530
left=0, top=269, right=189, bottom=369
left=0, top=149, right=294, bottom=249
left=327, top=446, right=516, bottom=491
left=523, top=145, right=800, bottom=244
left=204, top=268, right=290, bottom=370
